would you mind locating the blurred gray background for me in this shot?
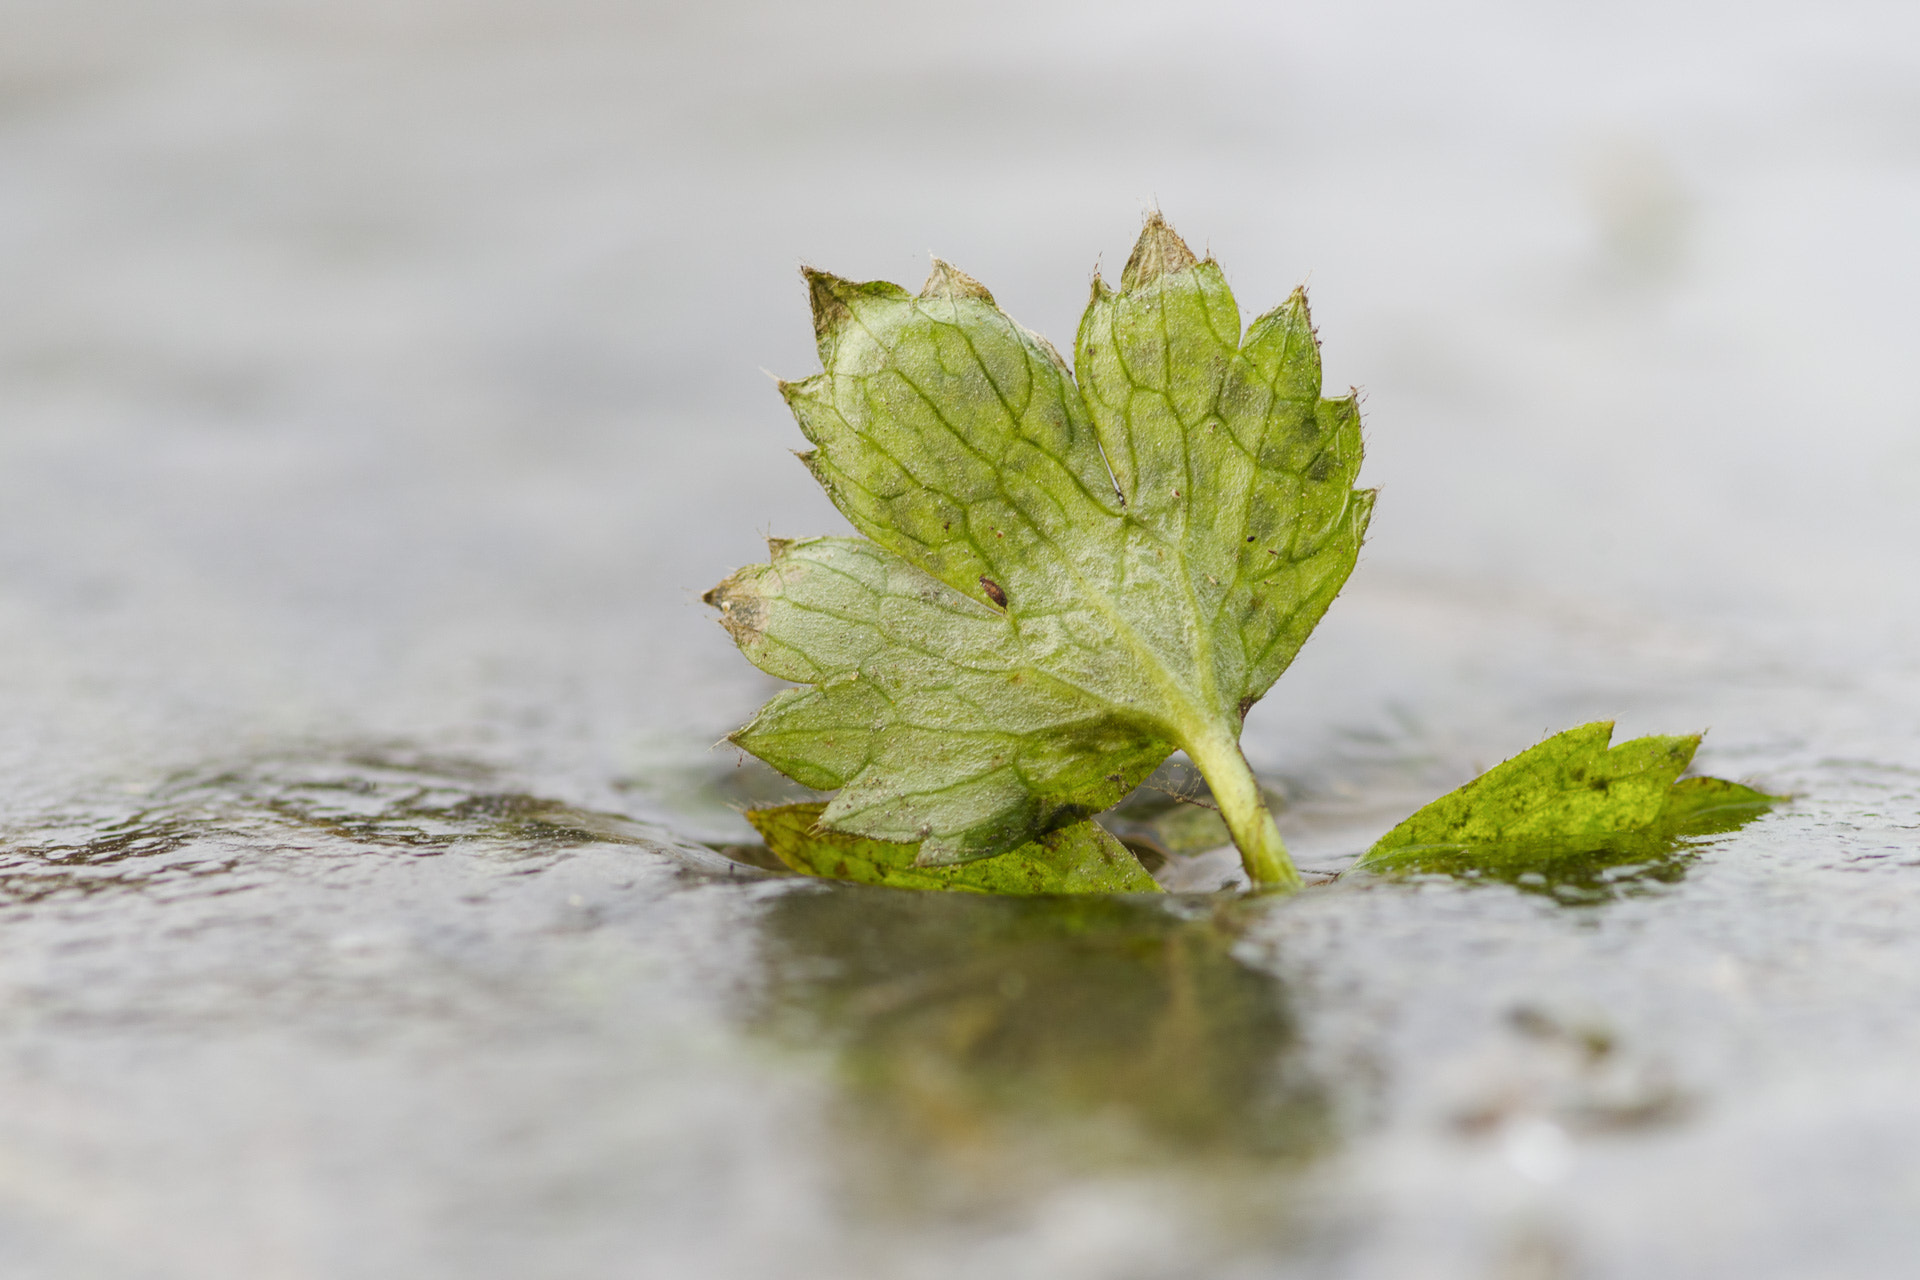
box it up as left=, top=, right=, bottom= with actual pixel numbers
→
left=2, top=3, right=1918, bottom=1278
left=7, top=0, right=1917, bottom=788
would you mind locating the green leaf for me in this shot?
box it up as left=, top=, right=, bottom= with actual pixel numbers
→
left=1353, top=721, right=1784, bottom=883
left=746, top=802, right=1159, bottom=894
left=1658, top=775, right=1784, bottom=835
left=708, top=217, right=1373, bottom=886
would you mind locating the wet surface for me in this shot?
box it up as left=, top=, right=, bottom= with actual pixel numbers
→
left=5, top=1, right=1920, bottom=1276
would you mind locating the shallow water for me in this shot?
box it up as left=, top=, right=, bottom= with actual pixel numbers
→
left=3, top=2, right=1919, bottom=1276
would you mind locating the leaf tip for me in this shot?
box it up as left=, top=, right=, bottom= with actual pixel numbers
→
left=919, top=258, right=995, bottom=305
left=800, top=266, right=853, bottom=354
left=1349, top=486, right=1380, bottom=530
left=794, top=448, right=838, bottom=500
left=1121, top=212, right=1198, bottom=291
left=703, top=570, right=768, bottom=648
left=1284, top=286, right=1316, bottom=336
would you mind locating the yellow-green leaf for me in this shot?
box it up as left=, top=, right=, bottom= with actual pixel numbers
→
left=747, top=802, right=1159, bottom=894
left=1354, top=721, right=1784, bottom=881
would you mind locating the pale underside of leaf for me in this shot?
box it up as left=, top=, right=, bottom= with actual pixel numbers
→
left=709, top=216, right=1373, bottom=864
left=710, top=536, right=1172, bottom=860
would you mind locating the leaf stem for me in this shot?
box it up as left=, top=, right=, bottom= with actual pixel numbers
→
left=1182, top=731, right=1302, bottom=891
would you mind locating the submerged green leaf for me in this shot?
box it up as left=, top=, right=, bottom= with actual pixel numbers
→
left=708, top=217, right=1372, bottom=885
left=747, top=802, right=1159, bottom=894
left=1353, top=721, right=1783, bottom=885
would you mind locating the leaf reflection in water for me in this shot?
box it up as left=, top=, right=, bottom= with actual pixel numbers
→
left=749, top=887, right=1333, bottom=1214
